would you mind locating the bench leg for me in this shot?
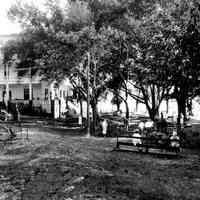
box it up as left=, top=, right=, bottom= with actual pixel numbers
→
left=116, top=142, right=119, bottom=149
left=137, top=146, right=143, bottom=152
left=115, top=140, right=120, bottom=150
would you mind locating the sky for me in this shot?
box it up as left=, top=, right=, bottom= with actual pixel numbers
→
left=0, top=0, right=47, bottom=35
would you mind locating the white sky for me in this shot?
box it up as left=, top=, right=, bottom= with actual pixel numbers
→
left=0, top=0, right=47, bottom=35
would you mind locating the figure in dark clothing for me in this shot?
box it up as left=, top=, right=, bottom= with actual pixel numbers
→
left=157, top=112, right=167, bottom=133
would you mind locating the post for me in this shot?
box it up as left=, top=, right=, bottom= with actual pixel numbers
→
left=166, top=98, right=169, bottom=114
left=5, top=63, right=9, bottom=108
left=78, top=76, right=83, bottom=127
left=29, top=67, right=32, bottom=107
left=92, top=59, right=97, bottom=135
left=116, top=132, right=119, bottom=149
left=86, top=52, right=91, bottom=138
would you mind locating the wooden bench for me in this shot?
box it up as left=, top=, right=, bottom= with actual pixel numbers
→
left=115, top=132, right=180, bottom=154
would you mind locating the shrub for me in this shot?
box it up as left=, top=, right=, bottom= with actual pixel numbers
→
left=91, top=121, right=124, bottom=137
left=181, top=128, right=200, bottom=149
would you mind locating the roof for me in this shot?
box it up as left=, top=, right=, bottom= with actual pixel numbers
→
left=0, top=34, right=18, bottom=49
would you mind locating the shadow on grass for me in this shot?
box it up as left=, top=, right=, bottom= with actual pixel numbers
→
left=112, top=147, right=184, bottom=159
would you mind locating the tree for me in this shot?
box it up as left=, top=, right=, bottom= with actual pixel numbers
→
left=121, top=0, right=200, bottom=123
left=5, top=0, right=174, bottom=123
left=161, top=0, right=200, bottom=125
left=3, top=31, right=48, bottom=77
left=87, top=0, right=176, bottom=122
left=110, top=3, right=174, bottom=121
left=7, top=0, right=200, bottom=130
left=69, top=25, right=129, bottom=134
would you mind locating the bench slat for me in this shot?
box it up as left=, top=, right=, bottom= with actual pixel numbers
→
left=117, top=141, right=180, bottom=152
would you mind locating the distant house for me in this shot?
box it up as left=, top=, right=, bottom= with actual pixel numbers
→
left=0, top=34, right=74, bottom=118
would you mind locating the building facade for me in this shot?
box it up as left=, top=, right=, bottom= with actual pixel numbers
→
left=0, top=34, right=73, bottom=118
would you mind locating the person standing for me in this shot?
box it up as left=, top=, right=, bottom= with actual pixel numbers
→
left=138, top=121, right=145, bottom=134
left=101, top=119, right=108, bottom=137
left=170, top=130, right=180, bottom=148
left=78, top=114, right=82, bottom=126
left=16, top=104, right=20, bottom=121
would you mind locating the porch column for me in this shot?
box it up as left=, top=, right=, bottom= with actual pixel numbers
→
left=29, top=82, right=32, bottom=101
left=29, top=67, right=32, bottom=106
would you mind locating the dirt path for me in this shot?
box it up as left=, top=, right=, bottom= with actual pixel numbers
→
left=0, top=128, right=199, bottom=200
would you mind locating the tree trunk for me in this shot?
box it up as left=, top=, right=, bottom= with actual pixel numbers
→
left=80, top=99, right=83, bottom=127
left=187, top=98, right=193, bottom=116
left=124, top=99, right=129, bottom=130
left=111, top=90, right=129, bottom=129
left=166, top=99, right=169, bottom=114
left=182, top=102, right=187, bottom=123
left=124, top=82, right=129, bottom=129
left=91, top=100, right=98, bottom=136
left=177, top=99, right=182, bottom=133
left=176, top=96, right=187, bottom=133
left=140, top=84, right=159, bottom=122
left=148, top=107, right=159, bottom=122
left=135, top=99, right=139, bottom=112
left=116, top=99, right=120, bottom=112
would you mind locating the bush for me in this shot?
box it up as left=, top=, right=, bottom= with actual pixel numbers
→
left=91, top=121, right=124, bottom=137
left=181, top=128, right=200, bottom=149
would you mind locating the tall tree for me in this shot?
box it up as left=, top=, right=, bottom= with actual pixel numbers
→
left=163, top=0, right=200, bottom=124
left=6, top=0, right=200, bottom=128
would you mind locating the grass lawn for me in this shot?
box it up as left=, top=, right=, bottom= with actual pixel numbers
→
left=0, top=127, right=199, bottom=200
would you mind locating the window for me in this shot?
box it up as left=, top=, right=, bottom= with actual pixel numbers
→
left=24, top=88, right=29, bottom=100
left=54, top=89, right=58, bottom=98
left=4, top=65, right=6, bottom=77
left=44, top=88, right=48, bottom=100
left=2, top=91, right=6, bottom=101
left=9, top=91, right=12, bottom=100
left=4, top=65, right=9, bottom=78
